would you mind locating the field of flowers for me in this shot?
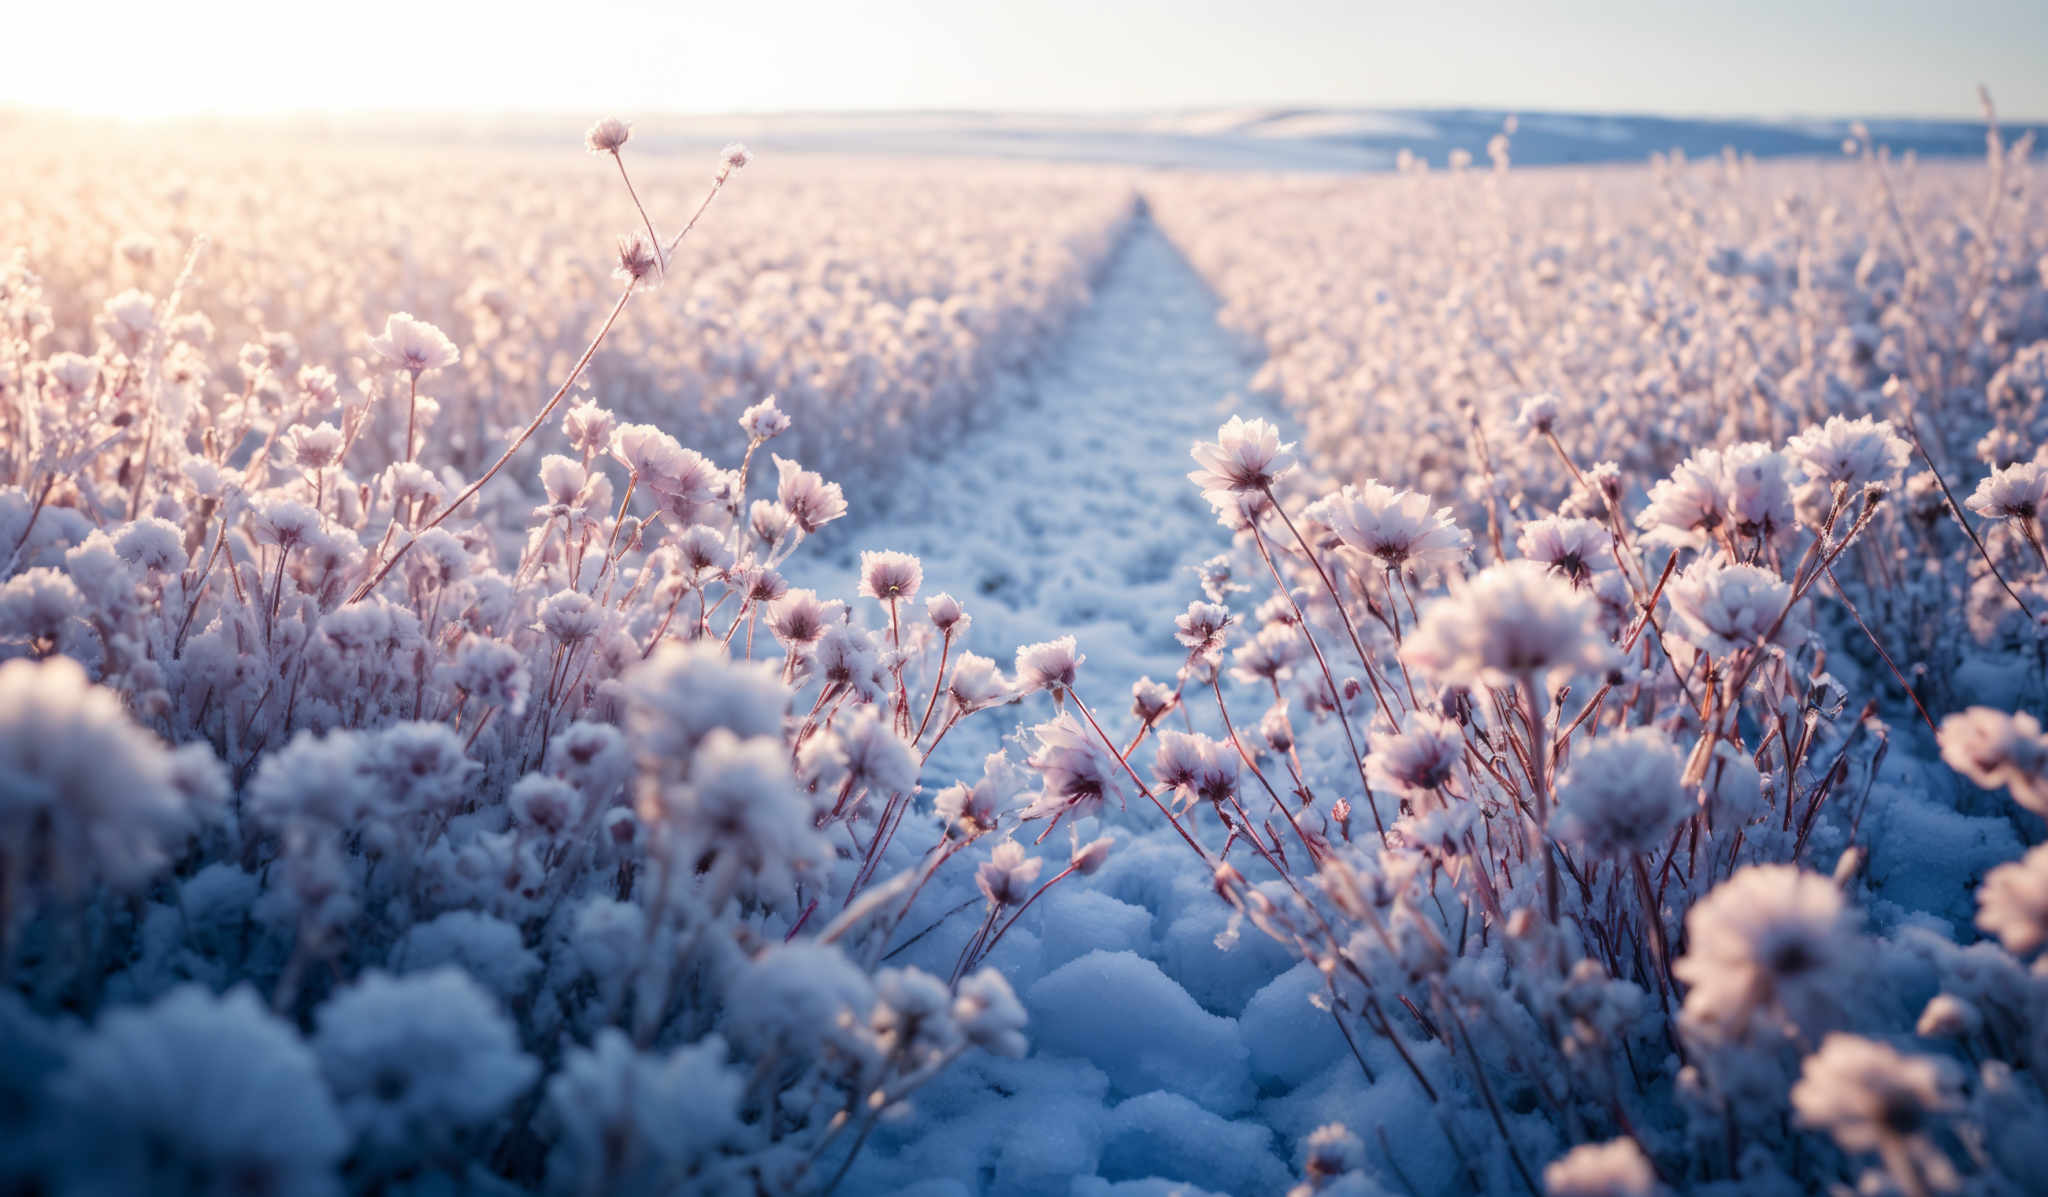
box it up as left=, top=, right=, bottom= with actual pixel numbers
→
left=0, top=111, right=2045, bottom=1197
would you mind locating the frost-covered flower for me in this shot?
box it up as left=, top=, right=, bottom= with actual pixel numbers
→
left=1014, top=635, right=1083, bottom=697
left=585, top=117, right=631, bottom=153
left=1402, top=561, right=1614, bottom=688
left=772, top=454, right=847, bottom=534
left=814, top=622, right=887, bottom=701
left=1792, top=1034, right=1960, bottom=1172
left=859, top=550, right=923, bottom=602
left=624, top=642, right=786, bottom=765
left=614, top=234, right=658, bottom=283
left=0, top=656, right=186, bottom=896
left=51, top=985, right=346, bottom=1197
left=721, top=142, right=752, bottom=170
left=1152, top=730, right=1238, bottom=804
left=1976, top=843, right=2048, bottom=955
left=1189, top=415, right=1295, bottom=496
left=1517, top=516, right=1615, bottom=588
left=976, top=839, right=1043, bottom=905
left=538, top=589, right=603, bottom=645
left=1312, top=481, right=1471, bottom=577
left=1786, top=414, right=1910, bottom=489
left=1515, top=392, right=1561, bottom=436
left=1368, top=713, right=1464, bottom=792
left=1666, top=559, right=1803, bottom=657
left=926, top=591, right=965, bottom=632
left=1300, top=1123, right=1367, bottom=1186
left=313, top=969, right=537, bottom=1164
left=609, top=422, right=687, bottom=482
left=286, top=422, right=345, bottom=472
left=446, top=636, right=530, bottom=716
left=1550, top=727, right=1689, bottom=856
left=837, top=705, right=920, bottom=795
left=738, top=394, right=789, bottom=441
left=1542, top=1137, right=1659, bottom=1197
left=1131, top=676, right=1175, bottom=725
left=1966, top=460, right=2048, bottom=524
left=367, top=312, right=459, bottom=376
left=871, top=967, right=962, bottom=1068
left=953, top=968, right=1028, bottom=1056
left=947, top=652, right=1011, bottom=712
left=1937, top=707, right=2048, bottom=814
left=1020, top=712, right=1121, bottom=827
left=1676, top=864, right=1854, bottom=1033
left=1174, top=600, right=1233, bottom=655
left=543, top=1029, right=747, bottom=1193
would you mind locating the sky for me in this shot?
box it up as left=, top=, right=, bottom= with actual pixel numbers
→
left=10, top=0, right=2045, bottom=121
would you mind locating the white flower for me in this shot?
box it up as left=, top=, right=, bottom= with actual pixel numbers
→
left=1665, top=559, right=1803, bottom=657
left=926, top=591, right=966, bottom=632
left=313, top=969, right=537, bottom=1164
left=947, top=652, right=1012, bottom=712
left=51, top=986, right=346, bottom=1197
left=1966, top=460, right=2048, bottom=523
left=1786, top=414, right=1910, bottom=489
left=1937, top=707, right=2048, bottom=814
left=720, top=142, right=752, bottom=170
left=1515, top=392, right=1561, bottom=436
left=0, top=656, right=187, bottom=897
left=446, top=637, right=530, bottom=716
left=1402, top=561, right=1615, bottom=689
left=1368, top=713, right=1464, bottom=792
left=1517, top=516, right=1615, bottom=587
left=859, top=549, right=923, bottom=602
left=1542, top=1137, right=1659, bottom=1197
left=772, top=454, right=847, bottom=534
left=623, top=642, right=787, bottom=766
left=1152, top=729, right=1238, bottom=804
left=1020, top=712, right=1121, bottom=828
left=871, top=967, right=962, bottom=1069
left=1550, top=727, right=1690, bottom=856
left=585, top=117, right=631, bottom=153
left=543, top=1029, right=747, bottom=1193
left=976, top=839, right=1043, bottom=905
left=738, top=394, right=789, bottom=441
left=1976, top=842, right=2048, bottom=955
left=1014, top=635, right=1084, bottom=697
left=367, top=312, right=459, bottom=376
left=1310, top=480, right=1472, bottom=578
left=1189, top=415, right=1295, bottom=496
left=1792, top=1034, right=1960, bottom=1165
left=1675, top=864, right=1855, bottom=1034
left=953, top=968, right=1029, bottom=1056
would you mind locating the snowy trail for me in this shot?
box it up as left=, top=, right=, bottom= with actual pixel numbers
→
left=794, top=216, right=1277, bottom=766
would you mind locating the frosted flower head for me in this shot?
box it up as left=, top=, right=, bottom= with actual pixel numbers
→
left=1517, top=516, right=1615, bottom=588
left=285, top=422, right=345, bottom=472
left=367, top=312, right=459, bottom=377
left=584, top=117, right=631, bottom=153
left=1020, top=711, right=1122, bottom=827
left=1937, top=707, right=2048, bottom=814
left=1014, top=635, right=1083, bottom=697
left=721, top=141, right=752, bottom=170
left=947, top=652, right=1012, bottom=712
left=608, top=422, right=687, bottom=482
left=538, top=589, right=603, bottom=645
left=766, top=588, right=833, bottom=646
left=1189, top=415, right=1296, bottom=496
left=1550, top=727, right=1690, bottom=856
left=1402, top=560, right=1615, bottom=689
left=614, top=234, right=658, bottom=283
left=1368, top=713, right=1464, bottom=792
left=1966, top=460, right=2048, bottom=524
left=0, top=656, right=186, bottom=896
left=976, top=839, right=1042, bottom=905
left=313, top=969, right=537, bottom=1164
left=51, top=985, right=345, bottom=1196
left=624, top=642, right=787, bottom=766
left=1174, top=600, right=1233, bottom=655
left=1515, top=392, right=1562, bottom=436
left=859, top=550, right=923, bottom=602
left=1131, top=676, right=1175, bottom=725
left=1976, top=842, right=2048, bottom=955
left=1542, top=1137, right=1659, bottom=1197
left=772, top=454, right=847, bottom=534
left=1311, top=480, right=1472, bottom=577
left=1301, top=1123, right=1367, bottom=1183
left=953, top=968, right=1028, bottom=1056
left=1792, top=1033, right=1961, bottom=1159
left=1666, top=559, right=1803, bottom=658
left=925, top=591, right=966, bottom=633
left=1153, top=730, right=1238, bottom=804
left=1675, top=864, right=1854, bottom=1034
left=446, top=637, right=530, bottom=716
left=738, top=394, right=789, bottom=442
left=1786, top=414, right=1910, bottom=490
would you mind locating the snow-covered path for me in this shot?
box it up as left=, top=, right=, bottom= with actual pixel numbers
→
left=795, top=216, right=1273, bottom=758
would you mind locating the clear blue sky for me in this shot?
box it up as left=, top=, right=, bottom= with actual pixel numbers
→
left=13, top=0, right=2046, bottom=119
